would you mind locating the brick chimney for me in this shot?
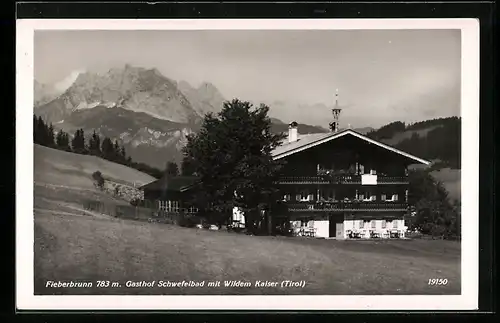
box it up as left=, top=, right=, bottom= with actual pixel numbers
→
left=288, top=121, right=298, bottom=143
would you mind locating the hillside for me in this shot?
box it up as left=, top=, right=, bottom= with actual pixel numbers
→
left=367, top=117, right=461, bottom=169
left=366, top=117, right=461, bottom=202
left=34, top=144, right=155, bottom=190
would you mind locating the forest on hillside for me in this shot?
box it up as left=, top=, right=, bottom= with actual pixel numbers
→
left=33, top=115, right=165, bottom=179
left=366, top=117, right=461, bottom=169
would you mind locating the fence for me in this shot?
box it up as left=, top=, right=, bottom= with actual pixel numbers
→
left=82, top=199, right=200, bottom=225
left=83, top=199, right=155, bottom=221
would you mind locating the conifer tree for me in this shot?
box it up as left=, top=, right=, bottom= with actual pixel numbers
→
left=71, top=129, right=87, bottom=154
left=120, top=145, right=127, bottom=164
left=165, top=161, right=179, bottom=177
left=88, top=130, right=102, bottom=156
left=35, top=116, right=48, bottom=146
left=47, top=123, right=55, bottom=147
left=113, top=140, right=121, bottom=162
left=101, top=137, right=114, bottom=161
left=56, top=129, right=71, bottom=151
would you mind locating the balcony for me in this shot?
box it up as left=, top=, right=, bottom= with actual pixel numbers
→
left=285, top=201, right=408, bottom=212
left=277, top=175, right=361, bottom=185
left=277, top=175, right=408, bottom=185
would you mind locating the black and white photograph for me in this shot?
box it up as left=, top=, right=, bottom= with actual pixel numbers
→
left=17, top=19, right=479, bottom=310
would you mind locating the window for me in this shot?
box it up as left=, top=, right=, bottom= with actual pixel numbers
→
left=160, top=200, right=180, bottom=213
left=358, top=220, right=363, bottom=229
left=371, top=220, right=376, bottom=228
left=298, top=190, right=310, bottom=201
left=393, top=220, right=398, bottom=229
left=393, top=194, right=399, bottom=201
left=361, top=191, right=372, bottom=201
left=381, top=220, right=387, bottom=228
left=283, top=194, right=291, bottom=202
left=370, top=169, right=377, bottom=175
left=363, top=220, right=370, bottom=228
left=381, top=194, right=386, bottom=201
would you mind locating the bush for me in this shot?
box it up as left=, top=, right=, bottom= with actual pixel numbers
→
left=92, top=171, right=105, bottom=190
left=130, top=198, right=150, bottom=207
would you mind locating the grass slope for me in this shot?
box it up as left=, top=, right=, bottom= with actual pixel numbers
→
left=34, top=144, right=156, bottom=189
left=35, top=212, right=460, bottom=295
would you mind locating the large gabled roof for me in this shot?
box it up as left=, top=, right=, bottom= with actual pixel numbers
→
left=139, top=175, right=199, bottom=192
left=271, top=128, right=431, bottom=165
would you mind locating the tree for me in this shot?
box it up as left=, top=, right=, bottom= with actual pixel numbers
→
left=182, top=99, right=286, bottom=234
left=181, top=158, right=196, bottom=176
left=113, top=140, right=121, bottom=162
left=56, top=129, right=71, bottom=151
left=92, top=171, right=105, bottom=190
left=34, top=115, right=48, bottom=145
left=71, top=129, right=87, bottom=154
left=408, top=169, right=459, bottom=239
left=47, top=123, right=55, bottom=147
left=165, top=161, right=179, bottom=177
left=33, top=115, right=39, bottom=144
left=119, top=145, right=127, bottom=164
left=101, top=137, right=114, bottom=161
left=88, top=130, right=102, bottom=156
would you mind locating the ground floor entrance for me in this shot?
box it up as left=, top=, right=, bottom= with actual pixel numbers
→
left=329, top=213, right=345, bottom=238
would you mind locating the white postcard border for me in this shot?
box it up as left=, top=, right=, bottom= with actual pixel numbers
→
left=16, top=18, right=479, bottom=311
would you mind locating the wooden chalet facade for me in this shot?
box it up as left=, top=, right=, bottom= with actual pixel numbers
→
left=140, top=175, right=200, bottom=215
left=260, top=123, right=430, bottom=239
left=139, top=121, right=430, bottom=240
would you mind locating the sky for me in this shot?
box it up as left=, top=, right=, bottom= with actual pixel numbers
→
left=34, top=29, right=461, bottom=128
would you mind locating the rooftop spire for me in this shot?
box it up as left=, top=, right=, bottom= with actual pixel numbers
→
left=329, top=88, right=342, bottom=133
left=335, top=88, right=339, bottom=108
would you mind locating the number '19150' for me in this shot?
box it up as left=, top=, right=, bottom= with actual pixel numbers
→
left=428, top=278, right=448, bottom=285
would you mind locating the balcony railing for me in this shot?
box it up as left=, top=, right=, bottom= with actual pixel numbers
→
left=285, top=201, right=408, bottom=212
left=376, top=176, right=409, bottom=184
left=277, top=175, right=408, bottom=185
left=277, top=175, right=361, bottom=185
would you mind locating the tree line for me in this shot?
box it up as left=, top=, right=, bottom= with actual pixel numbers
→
left=33, top=114, right=166, bottom=179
